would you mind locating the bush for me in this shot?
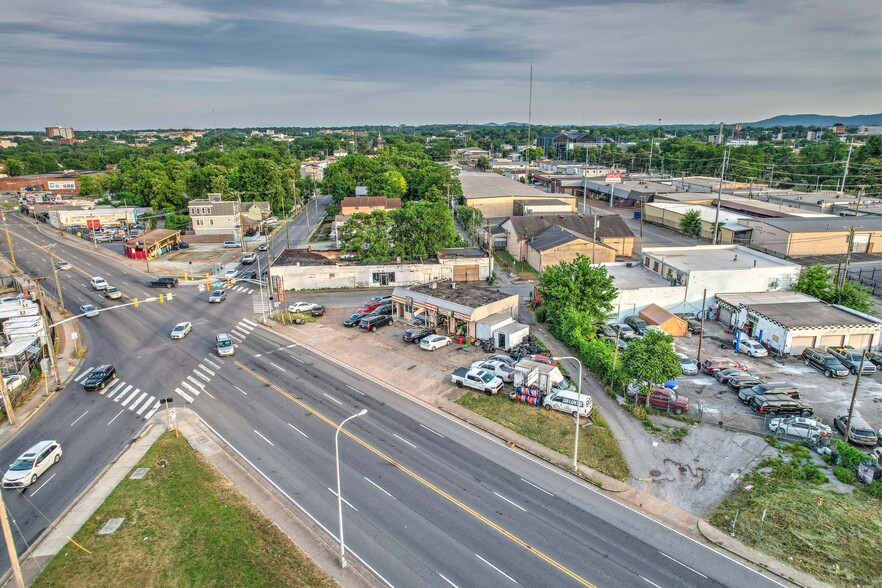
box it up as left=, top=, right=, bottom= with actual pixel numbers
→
left=802, top=463, right=828, bottom=485
left=833, top=465, right=858, bottom=484
left=833, top=439, right=870, bottom=469
left=534, top=305, right=547, bottom=323
left=859, top=480, right=882, bottom=499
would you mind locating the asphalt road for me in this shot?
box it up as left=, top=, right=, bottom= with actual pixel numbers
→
left=0, top=209, right=788, bottom=587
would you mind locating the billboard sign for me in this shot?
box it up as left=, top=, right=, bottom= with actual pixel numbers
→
left=604, top=173, right=623, bottom=183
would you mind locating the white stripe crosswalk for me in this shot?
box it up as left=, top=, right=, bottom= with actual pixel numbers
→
left=119, top=388, right=140, bottom=406
left=231, top=328, right=248, bottom=339
left=242, top=318, right=258, bottom=327
left=77, top=368, right=160, bottom=420
left=174, top=387, right=194, bottom=403
left=108, top=383, right=131, bottom=400
left=128, top=392, right=148, bottom=412
left=73, top=367, right=94, bottom=382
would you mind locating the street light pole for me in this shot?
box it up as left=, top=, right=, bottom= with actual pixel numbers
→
left=336, top=408, right=367, bottom=568
left=553, top=356, right=584, bottom=472
left=1, top=211, right=17, bottom=272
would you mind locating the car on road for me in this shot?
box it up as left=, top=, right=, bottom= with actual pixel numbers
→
left=714, top=368, right=752, bottom=384
left=257, top=243, right=267, bottom=251
left=55, top=261, right=72, bottom=271
left=624, top=315, right=648, bottom=335
left=420, top=334, right=451, bottom=351
left=359, top=314, right=392, bottom=332
left=342, top=312, right=368, bottom=327
left=471, top=360, right=515, bottom=382
left=2, top=440, right=62, bottom=490
left=224, top=269, right=238, bottom=280
left=84, top=364, right=116, bottom=391
left=801, top=347, right=848, bottom=378
left=3, top=374, right=27, bottom=393
left=288, top=302, right=315, bottom=313
left=149, top=277, right=178, bottom=288
left=769, top=416, right=831, bottom=441
left=89, top=276, right=108, bottom=290
left=209, top=290, right=227, bottom=303
left=676, top=353, right=699, bottom=375
left=216, top=333, right=235, bottom=357
left=727, top=375, right=764, bottom=390
left=242, top=253, right=257, bottom=264
left=170, top=321, right=192, bottom=339
left=834, top=411, right=879, bottom=446
left=625, top=383, right=690, bottom=415
left=240, top=270, right=257, bottom=280
left=357, top=301, right=382, bottom=314
left=104, top=286, right=122, bottom=300
left=310, top=305, right=325, bottom=316
left=733, top=338, right=768, bottom=357
left=80, top=304, right=100, bottom=318
left=702, top=357, right=748, bottom=374
left=403, top=327, right=435, bottom=343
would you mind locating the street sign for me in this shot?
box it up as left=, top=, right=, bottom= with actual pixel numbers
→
left=169, top=408, right=177, bottom=420
left=71, top=332, right=78, bottom=340
left=198, top=284, right=205, bottom=292
left=276, top=276, right=284, bottom=301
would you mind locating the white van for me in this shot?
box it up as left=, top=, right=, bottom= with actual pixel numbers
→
left=542, top=389, right=593, bottom=418
left=223, top=241, right=241, bottom=249
left=216, top=333, right=234, bottom=357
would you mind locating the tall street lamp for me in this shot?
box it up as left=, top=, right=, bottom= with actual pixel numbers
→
left=553, top=356, right=585, bottom=472
left=336, top=408, right=367, bottom=568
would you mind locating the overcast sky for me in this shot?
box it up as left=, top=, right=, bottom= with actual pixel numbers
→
left=1, top=0, right=880, bottom=130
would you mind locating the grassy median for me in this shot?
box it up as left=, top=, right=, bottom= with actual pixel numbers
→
left=33, top=433, right=334, bottom=588
left=457, top=390, right=630, bottom=481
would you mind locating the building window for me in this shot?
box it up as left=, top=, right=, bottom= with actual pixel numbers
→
left=666, top=269, right=673, bottom=279
left=372, top=271, right=395, bottom=286
left=643, top=256, right=650, bottom=267
left=652, top=261, right=659, bottom=272
left=210, top=219, right=213, bottom=225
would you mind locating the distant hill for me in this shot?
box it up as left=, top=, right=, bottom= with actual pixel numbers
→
left=743, top=113, right=882, bottom=128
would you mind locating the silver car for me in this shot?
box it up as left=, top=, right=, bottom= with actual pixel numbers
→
left=676, top=353, right=698, bottom=375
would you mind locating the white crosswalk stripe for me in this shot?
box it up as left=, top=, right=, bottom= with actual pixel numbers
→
left=108, top=383, right=131, bottom=400
left=242, top=318, right=258, bottom=327
left=235, top=286, right=247, bottom=293
left=244, top=288, right=254, bottom=294
left=230, top=334, right=243, bottom=343
left=181, top=381, right=202, bottom=398
left=231, top=328, right=248, bottom=339
left=73, top=367, right=94, bottom=382
left=119, top=388, right=140, bottom=406
left=238, top=322, right=255, bottom=331
left=136, top=395, right=155, bottom=415
left=203, top=357, right=222, bottom=369
left=192, top=370, right=210, bottom=383
left=143, top=401, right=161, bottom=420
left=128, top=392, right=148, bottom=412
left=102, top=380, right=125, bottom=397
left=197, top=364, right=215, bottom=377
left=174, top=387, right=194, bottom=403
left=186, top=375, right=205, bottom=389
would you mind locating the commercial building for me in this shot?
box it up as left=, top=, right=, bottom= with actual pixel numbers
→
left=642, top=202, right=753, bottom=244
left=45, top=125, right=75, bottom=140
left=123, top=229, right=182, bottom=261
left=460, top=172, right=576, bottom=218
left=0, top=174, right=79, bottom=195
left=187, top=193, right=270, bottom=239
left=739, top=216, right=881, bottom=257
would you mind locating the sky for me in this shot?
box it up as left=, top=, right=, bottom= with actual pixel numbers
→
left=1, top=0, right=880, bottom=131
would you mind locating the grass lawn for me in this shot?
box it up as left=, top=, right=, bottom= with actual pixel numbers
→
left=709, top=449, right=882, bottom=587
left=492, top=251, right=538, bottom=280
left=457, top=391, right=630, bottom=481
left=33, top=433, right=335, bottom=588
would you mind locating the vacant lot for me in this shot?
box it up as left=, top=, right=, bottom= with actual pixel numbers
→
left=457, top=390, right=630, bottom=481
left=33, top=433, right=334, bottom=588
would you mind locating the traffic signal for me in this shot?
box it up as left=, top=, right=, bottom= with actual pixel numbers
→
left=159, top=294, right=164, bottom=303
left=133, top=298, right=139, bottom=308
left=206, top=281, right=212, bottom=291
left=226, top=278, right=232, bottom=287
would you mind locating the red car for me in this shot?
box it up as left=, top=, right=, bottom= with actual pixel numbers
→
left=357, top=301, right=381, bottom=313
left=702, top=357, right=748, bottom=374
left=627, top=383, right=690, bottom=415
left=525, top=354, right=558, bottom=366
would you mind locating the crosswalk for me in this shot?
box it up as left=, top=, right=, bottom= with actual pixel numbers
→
left=73, top=368, right=162, bottom=420
left=231, top=285, right=255, bottom=294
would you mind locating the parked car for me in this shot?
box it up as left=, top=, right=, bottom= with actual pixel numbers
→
left=104, top=286, right=122, bottom=300
left=178, top=241, right=189, bottom=249
left=738, top=383, right=800, bottom=404
left=702, top=357, right=748, bottom=374
left=357, top=301, right=382, bottom=314
left=450, top=367, right=503, bottom=395
left=676, top=353, right=699, bottom=375
left=403, top=327, right=434, bottom=343
left=170, top=321, right=192, bottom=339
left=625, top=382, right=689, bottom=415
left=525, top=354, right=558, bottom=366
left=542, top=389, right=594, bottom=418
left=834, top=411, right=879, bottom=446
left=84, top=365, right=116, bottom=391
left=487, top=354, right=518, bottom=367
left=714, top=368, right=752, bottom=384
left=866, top=350, right=882, bottom=368
left=89, top=276, right=108, bottom=290
left=610, top=323, right=639, bottom=341
left=827, top=346, right=877, bottom=375
left=366, top=304, right=392, bottom=316
left=733, top=338, right=768, bottom=357
left=420, top=334, right=451, bottom=351
left=55, top=261, right=72, bottom=271
left=369, top=295, right=392, bottom=303
left=310, top=305, right=325, bottom=317
left=359, top=315, right=392, bottom=332
left=149, top=277, right=178, bottom=288
left=769, top=416, right=831, bottom=441
left=242, top=253, right=257, bottom=265
left=727, top=375, right=764, bottom=390
left=624, top=315, right=648, bottom=335
left=596, top=324, right=617, bottom=338
left=801, top=347, right=848, bottom=378
left=80, top=304, right=100, bottom=318
left=685, top=319, right=702, bottom=334
left=471, top=360, right=515, bottom=383
left=3, top=374, right=27, bottom=393
left=343, top=312, right=368, bottom=327
left=209, top=290, right=227, bottom=303
left=2, top=440, right=62, bottom=490
left=288, top=302, right=315, bottom=313
left=223, top=240, right=241, bottom=248
left=747, top=394, right=812, bottom=417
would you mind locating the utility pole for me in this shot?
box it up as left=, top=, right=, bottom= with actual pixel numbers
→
left=0, top=372, right=16, bottom=426
left=843, top=350, right=867, bottom=445
left=696, top=288, right=708, bottom=363
left=839, top=140, right=854, bottom=195
left=526, top=50, right=533, bottom=171
left=1, top=212, right=17, bottom=272
left=236, top=193, right=246, bottom=253
left=0, top=491, right=25, bottom=588
left=712, top=149, right=729, bottom=245
left=591, top=213, right=597, bottom=264
left=34, top=278, right=60, bottom=385
left=46, top=247, right=65, bottom=312
left=838, top=226, right=859, bottom=292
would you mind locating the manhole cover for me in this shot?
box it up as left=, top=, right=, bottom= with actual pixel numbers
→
left=98, top=518, right=124, bottom=535
left=649, top=469, right=661, bottom=477
left=130, top=468, right=149, bottom=480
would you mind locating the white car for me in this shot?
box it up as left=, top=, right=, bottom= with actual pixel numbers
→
left=89, top=277, right=108, bottom=290
left=769, top=416, right=831, bottom=440
left=471, top=360, right=515, bottom=382
left=288, top=302, right=315, bottom=313
left=224, top=268, right=238, bottom=280
left=104, top=286, right=122, bottom=300
left=170, top=321, right=193, bottom=339
left=3, top=374, right=27, bottom=393
left=80, top=304, right=100, bottom=318
left=734, top=338, right=768, bottom=357
left=55, top=261, right=72, bottom=271
left=420, top=334, right=451, bottom=351
left=676, top=353, right=699, bottom=375
left=2, top=440, right=62, bottom=490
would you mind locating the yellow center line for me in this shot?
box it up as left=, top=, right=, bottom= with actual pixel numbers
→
left=236, top=361, right=596, bottom=587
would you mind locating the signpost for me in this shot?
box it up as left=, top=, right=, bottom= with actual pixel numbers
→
left=159, top=397, right=177, bottom=438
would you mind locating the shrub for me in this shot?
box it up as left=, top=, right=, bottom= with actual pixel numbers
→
left=833, top=439, right=870, bottom=469
left=859, top=480, right=882, bottom=499
left=833, top=465, right=857, bottom=484
left=802, top=463, right=828, bottom=485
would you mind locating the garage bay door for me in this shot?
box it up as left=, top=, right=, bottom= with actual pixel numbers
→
left=790, top=336, right=816, bottom=355
left=453, top=265, right=480, bottom=282
left=819, top=334, right=845, bottom=349
left=847, top=333, right=874, bottom=350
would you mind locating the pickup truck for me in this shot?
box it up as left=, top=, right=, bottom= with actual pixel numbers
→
left=827, top=346, right=877, bottom=375
left=149, top=277, right=178, bottom=288
left=451, top=368, right=504, bottom=396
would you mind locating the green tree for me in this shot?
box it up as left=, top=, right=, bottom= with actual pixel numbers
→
left=679, top=210, right=702, bottom=236
left=338, top=211, right=393, bottom=262
left=427, top=139, right=452, bottom=161
left=230, top=158, right=284, bottom=201
left=390, top=201, right=459, bottom=261
left=475, top=156, right=490, bottom=171
left=537, top=255, right=618, bottom=333
left=163, top=207, right=191, bottom=231
left=77, top=174, right=107, bottom=196
left=456, top=205, right=483, bottom=234
left=836, top=282, right=874, bottom=314
left=186, top=164, right=231, bottom=198
left=794, top=264, right=834, bottom=300
left=619, top=329, right=681, bottom=407
left=371, top=170, right=407, bottom=199
left=4, top=158, right=24, bottom=176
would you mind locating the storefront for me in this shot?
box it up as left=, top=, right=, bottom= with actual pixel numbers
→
left=124, top=229, right=182, bottom=261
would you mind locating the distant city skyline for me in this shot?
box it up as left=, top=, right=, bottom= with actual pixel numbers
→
left=1, top=0, right=880, bottom=131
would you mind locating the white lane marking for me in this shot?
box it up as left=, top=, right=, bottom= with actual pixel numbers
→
left=197, top=364, right=215, bottom=377
left=181, top=382, right=202, bottom=397
left=73, top=367, right=94, bottom=382
left=363, top=476, right=394, bottom=499
left=242, top=318, right=258, bottom=327
left=108, top=409, right=125, bottom=425
left=346, top=384, right=365, bottom=396
left=290, top=355, right=305, bottom=363
left=143, top=401, right=160, bottom=420
left=287, top=423, right=308, bottom=438
left=254, top=353, right=262, bottom=358
left=235, top=385, right=247, bottom=396
left=439, top=573, right=460, bottom=588
left=128, top=392, right=148, bottom=412
left=102, top=380, right=124, bottom=397
left=326, top=488, right=357, bottom=511
left=519, top=477, right=554, bottom=497
left=641, top=576, right=662, bottom=588
left=30, top=473, right=56, bottom=497
left=659, top=552, right=708, bottom=579
left=120, top=388, right=140, bottom=407
left=392, top=433, right=416, bottom=448
left=136, top=396, right=155, bottom=415
left=192, top=369, right=210, bottom=383
left=70, top=411, right=88, bottom=427
left=108, top=383, right=131, bottom=400
left=254, top=430, right=274, bottom=446
left=231, top=328, right=248, bottom=339
left=238, top=322, right=254, bottom=331
left=186, top=375, right=205, bottom=389
left=286, top=344, right=297, bottom=348
left=269, top=362, right=286, bottom=372
left=174, top=387, right=194, bottom=403
left=202, top=389, right=215, bottom=399
left=192, top=414, right=393, bottom=587
left=121, top=280, right=129, bottom=285
left=493, top=491, right=527, bottom=513
left=475, top=554, right=517, bottom=584
left=322, top=393, right=342, bottom=406
left=203, top=357, right=221, bottom=369
left=420, top=424, right=445, bottom=438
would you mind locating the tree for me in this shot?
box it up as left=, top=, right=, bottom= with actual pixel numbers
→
left=619, top=330, right=681, bottom=407
left=370, top=170, right=407, bottom=199
left=390, top=201, right=459, bottom=260
left=186, top=164, right=231, bottom=198
left=338, top=211, right=393, bottom=263
left=456, top=205, right=483, bottom=235
left=475, top=156, right=490, bottom=171
left=679, top=210, right=702, bottom=236
left=537, top=255, right=618, bottom=333
left=836, top=282, right=874, bottom=314
left=77, top=174, right=107, bottom=196
left=163, top=207, right=191, bottom=231
left=794, top=264, right=834, bottom=300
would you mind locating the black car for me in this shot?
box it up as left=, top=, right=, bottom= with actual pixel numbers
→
left=715, top=368, right=752, bottom=384
left=727, top=375, right=764, bottom=390
left=685, top=319, right=702, bottom=334
left=84, top=365, right=116, bottom=391
left=624, top=315, right=648, bottom=335
left=240, top=270, right=257, bottom=280
left=403, top=327, right=434, bottom=343
left=359, top=315, right=392, bottom=332
left=367, top=303, right=392, bottom=316
left=801, top=347, right=848, bottom=378
left=343, top=312, right=368, bottom=327
left=310, top=305, right=325, bottom=317
left=149, top=277, right=178, bottom=288
left=867, top=351, right=882, bottom=368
